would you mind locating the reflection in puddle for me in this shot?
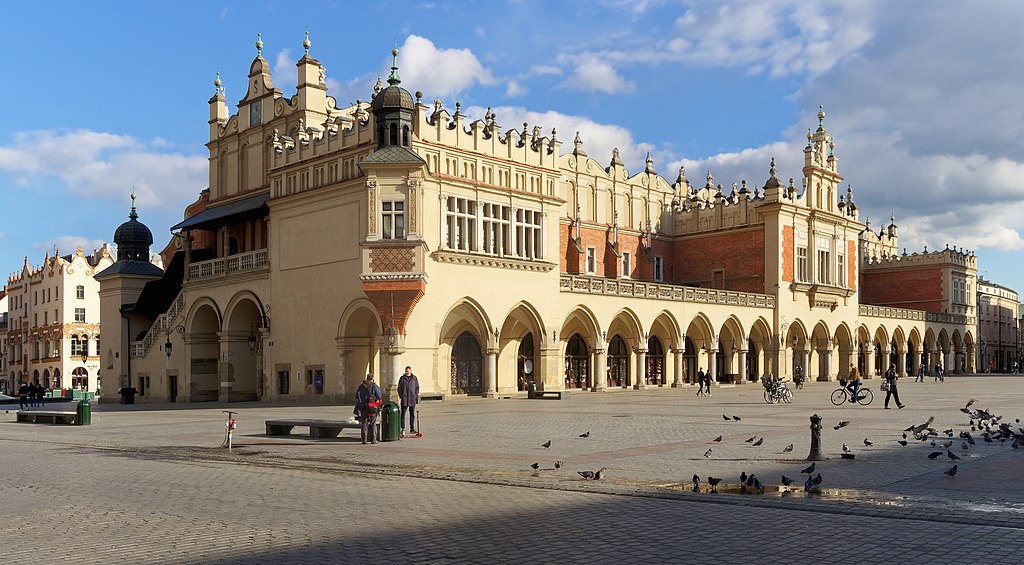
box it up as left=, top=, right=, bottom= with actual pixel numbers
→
left=659, top=482, right=906, bottom=505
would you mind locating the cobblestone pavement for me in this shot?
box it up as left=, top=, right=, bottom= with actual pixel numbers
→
left=2, top=376, right=1022, bottom=563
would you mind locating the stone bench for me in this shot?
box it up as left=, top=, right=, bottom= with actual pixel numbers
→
left=419, top=393, right=445, bottom=402
left=265, top=419, right=380, bottom=439
left=529, top=390, right=571, bottom=400
left=17, top=411, right=77, bottom=425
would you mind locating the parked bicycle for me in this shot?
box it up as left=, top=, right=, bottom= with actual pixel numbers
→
left=830, top=380, right=873, bottom=406
left=762, top=375, right=794, bottom=404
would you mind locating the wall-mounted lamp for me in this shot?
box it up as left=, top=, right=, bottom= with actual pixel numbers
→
left=81, top=350, right=89, bottom=365
left=386, top=325, right=398, bottom=348
left=792, top=335, right=799, bottom=348
left=165, top=325, right=186, bottom=358
left=552, top=330, right=558, bottom=342
left=494, top=328, right=500, bottom=339
left=247, top=327, right=257, bottom=353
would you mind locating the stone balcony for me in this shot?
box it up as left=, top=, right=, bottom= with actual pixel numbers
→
left=187, top=249, right=269, bottom=282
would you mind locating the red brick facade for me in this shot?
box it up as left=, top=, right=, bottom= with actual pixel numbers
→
left=781, top=226, right=794, bottom=283
left=669, top=228, right=765, bottom=293
left=362, top=280, right=427, bottom=334
left=860, top=267, right=945, bottom=312
left=846, top=239, right=857, bottom=291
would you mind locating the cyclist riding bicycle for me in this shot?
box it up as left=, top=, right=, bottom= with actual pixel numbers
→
left=845, top=364, right=862, bottom=403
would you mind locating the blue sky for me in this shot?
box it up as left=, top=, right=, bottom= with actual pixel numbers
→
left=2, top=0, right=1023, bottom=296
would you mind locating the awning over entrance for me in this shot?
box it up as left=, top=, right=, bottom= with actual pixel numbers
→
left=170, top=191, right=270, bottom=232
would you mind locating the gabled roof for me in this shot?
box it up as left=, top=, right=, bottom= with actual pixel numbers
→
left=95, top=260, right=164, bottom=278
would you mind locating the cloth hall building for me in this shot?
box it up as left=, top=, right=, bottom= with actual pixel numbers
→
left=97, top=40, right=978, bottom=404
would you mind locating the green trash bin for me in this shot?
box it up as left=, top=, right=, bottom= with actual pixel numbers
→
left=381, top=402, right=401, bottom=441
left=76, top=398, right=92, bottom=426
left=527, top=381, right=537, bottom=399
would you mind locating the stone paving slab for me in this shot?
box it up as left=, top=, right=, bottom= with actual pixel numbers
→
left=2, top=376, right=1023, bottom=562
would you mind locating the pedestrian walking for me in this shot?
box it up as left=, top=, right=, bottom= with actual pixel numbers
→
left=27, top=382, right=38, bottom=408
left=355, top=374, right=383, bottom=444
left=883, top=363, right=904, bottom=409
left=696, top=367, right=708, bottom=396
left=18, top=381, right=30, bottom=410
left=398, top=365, right=419, bottom=434
left=36, top=385, right=46, bottom=408
left=916, top=364, right=925, bottom=382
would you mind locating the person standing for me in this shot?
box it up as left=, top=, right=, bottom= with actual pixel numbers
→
left=397, top=365, right=420, bottom=434
left=883, top=363, right=904, bottom=409
left=696, top=367, right=707, bottom=396
left=355, top=374, right=383, bottom=444
left=916, top=364, right=926, bottom=383
left=18, top=381, right=30, bottom=411
left=27, top=382, right=38, bottom=408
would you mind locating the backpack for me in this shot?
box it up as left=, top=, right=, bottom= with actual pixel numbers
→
left=366, top=395, right=382, bottom=415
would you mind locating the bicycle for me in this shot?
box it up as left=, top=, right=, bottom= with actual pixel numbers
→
left=830, top=382, right=873, bottom=406
left=762, top=377, right=794, bottom=404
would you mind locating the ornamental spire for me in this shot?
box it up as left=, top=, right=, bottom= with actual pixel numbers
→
left=303, top=31, right=311, bottom=55
left=129, top=191, right=138, bottom=220
left=255, top=33, right=264, bottom=56
left=387, top=48, right=401, bottom=86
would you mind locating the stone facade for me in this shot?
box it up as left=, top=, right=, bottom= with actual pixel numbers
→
left=4, top=247, right=113, bottom=394
left=976, top=279, right=1020, bottom=372
left=99, top=40, right=978, bottom=404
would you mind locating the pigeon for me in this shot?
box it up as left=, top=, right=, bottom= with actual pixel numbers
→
left=927, top=451, right=943, bottom=459
left=812, top=473, right=823, bottom=486
left=744, top=473, right=754, bottom=487
left=782, top=444, right=794, bottom=453
left=542, top=440, right=552, bottom=449
left=740, top=471, right=748, bottom=484
left=752, top=477, right=765, bottom=493
left=781, top=475, right=795, bottom=486
left=944, top=465, right=958, bottom=477
left=842, top=443, right=851, bottom=453
left=579, top=431, right=590, bottom=438
left=863, top=438, right=873, bottom=447
left=704, top=448, right=713, bottom=458
left=594, top=467, right=606, bottom=480
left=713, top=435, right=723, bottom=443
left=912, top=417, right=935, bottom=434
left=692, top=474, right=700, bottom=487
left=723, top=415, right=731, bottom=421
left=707, top=477, right=722, bottom=491
left=530, top=462, right=540, bottom=470
left=897, top=440, right=908, bottom=446
left=965, top=399, right=976, bottom=409
left=800, top=462, right=816, bottom=474
left=962, top=442, right=969, bottom=451
left=834, top=421, right=850, bottom=430
left=732, top=416, right=742, bottom=421
left=554, top=461, right=563, bottom=469
left=745, top=436, right=758, bottom=443
left=751, top=437, right=764, bottom=447
left=577, top=470, right=595, bottom=480
left=947, top=451, right=960, bottom=461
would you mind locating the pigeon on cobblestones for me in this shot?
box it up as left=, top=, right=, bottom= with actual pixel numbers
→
left=752, top=437, right=764, bottom=447
left=800, top=462, right=815, bottom=474
left=541, top=440, right=551, bottom=448
left=704, top=448, right=713, bottom=458
left=707, top=477, right=722, bottom=491
left=781, top=475, right=795, bottom=486
left=740, top=471, right=747, bottom=484
left=746, top=436, right=757, bottom=443
left=897, top=440, right=908, bottom=446
left=579, top=431, right=590, bottom=438
left=834, top=420, right=850, bottom=430
left=842, top=443, right=850, bottom=453
left=713, top=435, right=723, bottom=442
left=577, top=470, right=595, bottom=479
left=723, top=415, right=731, bottom=421
left=530, top=462, right=540, bottom=470
left=927, top=451, right=943, bottom=459
left=863, top=438, right=873, bottom=446
left=554, top=461, right=562, bottom=469
left=692, top=474, right=700, bottom=487
left=594, top=468, right=606, bottom=480
left=944, top=465, right=958, bottom=477
left=947, top=451, right=960, bottom=461
left=732, top=415, right=742, bottom=421
left=782, top=444, right=794, bottom=453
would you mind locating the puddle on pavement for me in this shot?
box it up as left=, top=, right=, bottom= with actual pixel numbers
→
left=657, top=482, right=905, bottom=504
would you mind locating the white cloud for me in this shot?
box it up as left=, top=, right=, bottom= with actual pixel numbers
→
left=273, top=48, right=297, bottom=91
left=561, top=57, right=636, bottom=94
left=397, top=35, right=494, bottom=98
left=35, top=236, right=110, bottom=258
left=530, top=65, right=562, bottom=76
left=506, top=80, right=527, bottom=97
left=0, top=129, right=207, bottom=207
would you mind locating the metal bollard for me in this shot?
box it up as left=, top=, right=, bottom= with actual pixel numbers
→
left=807, top=413, right=824, bottom=461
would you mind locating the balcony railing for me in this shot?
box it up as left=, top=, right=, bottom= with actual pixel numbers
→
left=559, top=274, right=775, bottom=309
left=188, top=249, right=268, bottom=282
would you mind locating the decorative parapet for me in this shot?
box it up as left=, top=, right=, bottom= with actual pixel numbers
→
left=858, top=304, right=926, bottom=321
left=559, top=274, right=775, bottom=308
left=187, top=249, right=268, bottom=282
left=926, top=311, right=975, bottom=326
left=432, top=250, right=557, bottom=272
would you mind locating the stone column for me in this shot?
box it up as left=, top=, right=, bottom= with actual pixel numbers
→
left=823, top=346, right=832, bottom=381
left=592, top=347, right=606, bottom=392
left=671, top=347, right=684, bottom=387
left=707, top=347, right=718, bottom=387
left=633, top=348, right=647, bottom=390
left=736, top=349, right=748, bottom=384
left=865, top=346, right=876, bottom=379
left=895, top=345, right=905, bottom=376
left=483, top=348, right=498, bottom=398
left=943, top=349, right=951, bottom=374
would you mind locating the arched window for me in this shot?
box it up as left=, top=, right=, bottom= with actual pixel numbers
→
left=608, top=336, right=629, bottom=387
left=565, top=334, right=590, bottom=389
left=389, top=123, right=399, bottom=146
left=402, top=125, right=410, bottom=147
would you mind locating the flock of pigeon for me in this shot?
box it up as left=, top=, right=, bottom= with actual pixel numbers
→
left=694, top=399, right=1023, bottom=495
left=528, top=430, right=605, bottom=480
left=527, top=398, right=1022, bottom=494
